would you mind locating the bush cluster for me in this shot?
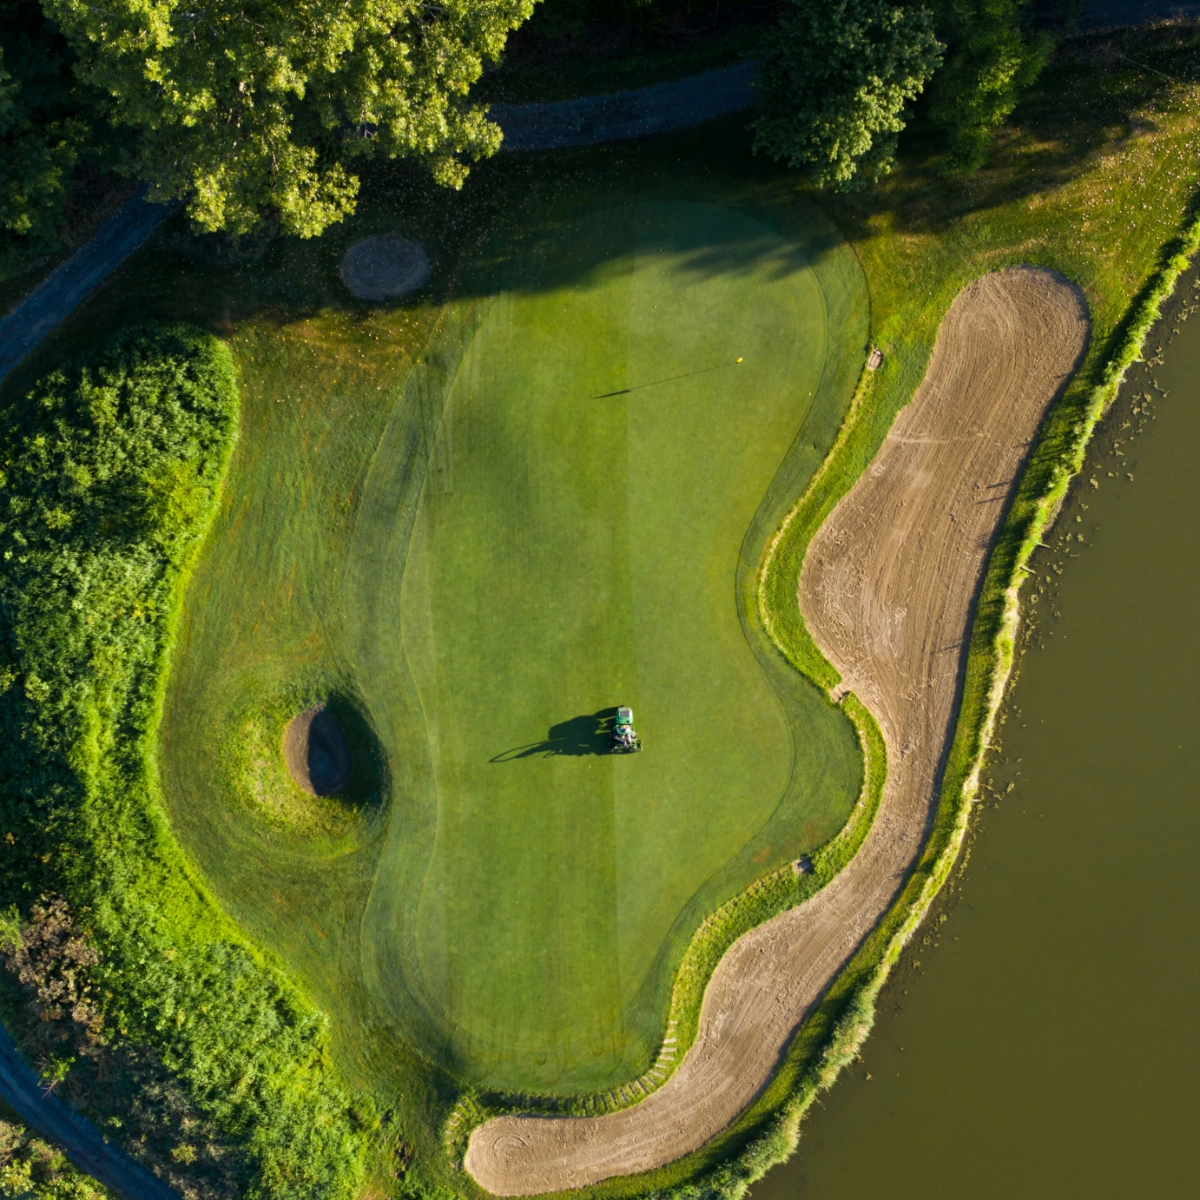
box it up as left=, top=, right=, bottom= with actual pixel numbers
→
left=0, top=324, right=368, bottom=1199
left=0, top=898, right=249, bottom=1200
left=755, top=0, right=1059, bottom=186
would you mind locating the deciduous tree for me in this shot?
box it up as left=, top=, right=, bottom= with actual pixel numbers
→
left=42, top=0, right=536, bottom=237
left=753, top=0, right=943, bottom=188
left=928, top=0, right=1052, bottom=169
left=0, top=3, right=90, bottom=255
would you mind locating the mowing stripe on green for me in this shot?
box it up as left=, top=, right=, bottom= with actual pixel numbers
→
left=159, top=181, right=867, bottom=1103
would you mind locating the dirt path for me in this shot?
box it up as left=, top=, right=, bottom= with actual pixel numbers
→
left=464, top=268, right=1088, bottom=1195
left=490, top=60, right=756, bottom=152
left=0, top=1026, right=178, bottom=1200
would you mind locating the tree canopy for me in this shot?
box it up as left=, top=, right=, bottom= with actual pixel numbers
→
left=753, top=0, right=943, bottom=188
left=0, top=0, right=535, bottom=243
left=927, top=0, right=1053, bottom=169
left=0, top=2, right=89, bottom=254
left=0, top=0, right=1060, bottom=253
left=44, top=0, right=535, bottom=237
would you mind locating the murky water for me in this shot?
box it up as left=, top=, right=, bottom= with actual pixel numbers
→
left=752, top=283, right=1200, bottom=1200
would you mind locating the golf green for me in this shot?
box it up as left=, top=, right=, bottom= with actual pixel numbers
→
left=159, top=187, right=868, bottom=1098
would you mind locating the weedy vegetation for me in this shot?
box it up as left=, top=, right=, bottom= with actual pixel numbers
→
left=0, top=1100, right=113, bottom=1200
left=0, top=325, right=371, bottom=1199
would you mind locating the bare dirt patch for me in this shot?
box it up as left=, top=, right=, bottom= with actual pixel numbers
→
left=464, top=268, right=1088, bottom=1195
left=283, top=705, right=351, bottom=796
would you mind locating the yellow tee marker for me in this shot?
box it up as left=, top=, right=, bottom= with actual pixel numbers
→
left=736, top=357, right=743, bottom=363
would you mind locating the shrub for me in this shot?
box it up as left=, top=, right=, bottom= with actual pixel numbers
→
left=927, top=0, right=1053, bottom=170
left=0, top=1109, right=113, bottom=1200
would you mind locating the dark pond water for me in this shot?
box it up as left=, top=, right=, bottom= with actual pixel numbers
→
left=752, top=283, right=1200, bottom=1200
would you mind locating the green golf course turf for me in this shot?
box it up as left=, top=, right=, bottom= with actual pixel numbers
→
left=157, top=171, right=868, bottom=1098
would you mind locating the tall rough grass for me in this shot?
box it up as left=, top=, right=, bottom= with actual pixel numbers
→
left=0, top=324, right=368, bottom=1199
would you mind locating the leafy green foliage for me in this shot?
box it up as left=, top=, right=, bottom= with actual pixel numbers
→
left=1, top=898, right=250, bottom=1199
left=753, top=0, right=943, bottom=187
left=928, top=0, right=1053, bottom=169
left=41, top=0, right=536, bottom=237
left=0, top=325, right=368, bottom=1200
left=0, top=3, right=90, bottom=255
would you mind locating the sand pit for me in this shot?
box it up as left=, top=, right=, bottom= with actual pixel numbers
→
left=283, top=706, right=351, bottom=796
left=340, top=235, right=431, bottom=300
left=464, top=268, right=1088, bottom=1195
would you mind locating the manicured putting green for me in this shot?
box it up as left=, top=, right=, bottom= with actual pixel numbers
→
left=351, top=202, right=862, bottom=1090
left=158, top=184, right=867, bottom=1101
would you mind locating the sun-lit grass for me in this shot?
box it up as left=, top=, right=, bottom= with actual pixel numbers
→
left=457, top=24, right=1200, bottom=1200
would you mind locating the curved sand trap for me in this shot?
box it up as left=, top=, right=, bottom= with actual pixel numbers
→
left=283, top=706, right=351, bottom=796
left=464, top=268, right=1088, bottom=1194
left=340, top=235, right=431, bottom=300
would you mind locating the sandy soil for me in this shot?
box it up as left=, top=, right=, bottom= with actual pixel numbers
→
left=283, top=705, right=351, bottom=796
left=464, top=268, right=1088, bottom=1195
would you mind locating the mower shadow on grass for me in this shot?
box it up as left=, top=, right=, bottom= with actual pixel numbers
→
left=490, top=708, right=618, bottom=760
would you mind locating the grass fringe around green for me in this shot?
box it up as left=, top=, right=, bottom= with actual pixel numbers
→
left=442, top=690, right=884, bottom=1154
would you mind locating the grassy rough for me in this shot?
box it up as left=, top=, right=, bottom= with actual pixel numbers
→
left=227, top=681, right=376, bottom=838
left=0, top=323, right=369, bottom=1200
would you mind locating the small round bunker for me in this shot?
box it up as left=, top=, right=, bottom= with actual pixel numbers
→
left=284, top=705, right=351, bottom=796
left=340, top=235, right=431, bottom=301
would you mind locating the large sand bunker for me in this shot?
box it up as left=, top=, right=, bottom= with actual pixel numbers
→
left=283, top=705, right=351, bottom=796
left=464, top=268, right=1088, bottom=1194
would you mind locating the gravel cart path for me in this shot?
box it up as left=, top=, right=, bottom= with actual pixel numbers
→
left=0, top=1025, right=178, bottom=1200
